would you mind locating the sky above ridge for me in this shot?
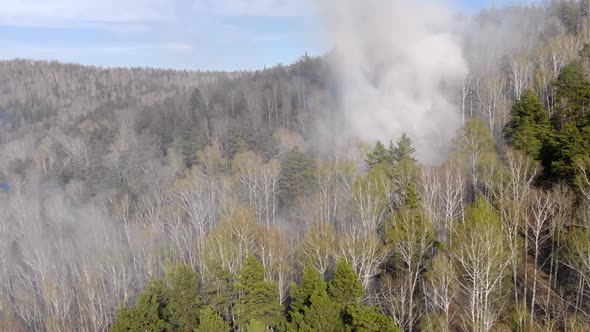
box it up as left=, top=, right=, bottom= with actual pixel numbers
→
left=0, top=0, right=536, bottom=70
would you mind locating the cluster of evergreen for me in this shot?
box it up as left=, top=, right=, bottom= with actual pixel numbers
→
left=505, top=51, right=590, bottom=183
left=111, top=257, right=398, bottom=332
left=365, top=133, right=417, bottom=170
left=3, top=2, right=590, bottom=331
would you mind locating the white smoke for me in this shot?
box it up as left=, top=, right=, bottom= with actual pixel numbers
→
left=316, top=0, right=468, bottom=163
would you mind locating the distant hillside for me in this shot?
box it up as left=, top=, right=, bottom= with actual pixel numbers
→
left=0, top=56, right=329, bottom=195
left=0, top=2, right=590, bottom=331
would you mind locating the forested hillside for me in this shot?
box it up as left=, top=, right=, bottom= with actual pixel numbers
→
left=1, top=1, right=590, bottom=331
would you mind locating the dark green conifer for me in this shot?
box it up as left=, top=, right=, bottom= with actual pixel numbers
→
left=279, top=148, right=314, bottom=204
left=328, top=258, right=365, bottom=307
left=166, top=264, right=201, bottom=331
left=504, top=90, right=553, bottom=159
left=195, top=307, right=230, bottom=332
left=366, top=141, right=391, bottom=169
left=235, top=254, right=284, bottom=330
left=390, top=133, right=417, bottom=164
left=111, top=280, right=171, bottom=332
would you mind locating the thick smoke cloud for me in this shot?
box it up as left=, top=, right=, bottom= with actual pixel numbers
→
left=316, top=0, right=468, bottom=163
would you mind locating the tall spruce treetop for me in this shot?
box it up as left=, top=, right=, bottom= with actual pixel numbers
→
left=344, top=304, right=400, bottom=332
left=190, top=88, right=206, bottom=113
left=166, top=264, right=201, bottom=331
left=504, top=89, right=553, bottom=159
left=279, top=148, right=314, bottom=204
left=554, top=61, right=590, bottom=129
left=544, top=60, right=590, bottom=183
left=111, top=280, right=171, bottom=332
left=235, top=254, right=284, bottom=330
left=297, top=289, right=341, bottom=332
left=365, top=134, right=416, bottom=171
left=391, top=133, right=417, bottom=164
left=288, top=260, right=341, bottom=332
left=403, top=182, right=420, bottom=210
left=549, top=123, right=590, bottom=181
left=200, top=263, right=235, bottom=323
left=366, top=141, right=392, bottom=169
left=328, top=258, right=365, bottom=307
left=289, top=259, right=326, bottom=314
left=195, top=307, right=230, bottom=332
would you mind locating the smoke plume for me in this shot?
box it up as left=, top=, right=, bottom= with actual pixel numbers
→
left=316, top=0, right=468, bottom=163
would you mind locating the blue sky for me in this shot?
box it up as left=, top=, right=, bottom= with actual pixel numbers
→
left=0, top=0, right=531, bottom=71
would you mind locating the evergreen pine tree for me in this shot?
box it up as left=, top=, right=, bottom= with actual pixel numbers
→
left=111, top=280, right=171, bottom=332
left=298, top=290, right=342, bottom=332
left=504, top=90, right=553, bottom=159
left=244, top=319, right=267, bottom=332
left=553, top=61, right=590, bottom=129
left=288, top=259, right=341, bottom=331
left=328, top=258, right=365, bottom=307
left=344, top=304, right=400, bottom=332
left=289, top=259, right=326, bottom=317
left=548, top=123, right=590, bottom=181
left=279, top=148, right=314, bottom=205
left=404, top=182, right=420, bottom=209
left=201, top=264, right=236, bottom=322
left=235, top=254, right=284, bottom=330
left=195, top=307, right=230, bottom=332
left=366, top=141, right=391, bottom=169
left=540, top=61, right=590, bottom=183
left=166, top=264, right=201, bottom=331
left=190, top=88, right=204, bottom=115
left=390, top=133, right=417, bottom=164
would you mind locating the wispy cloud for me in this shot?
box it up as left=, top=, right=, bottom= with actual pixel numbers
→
left=0, top=0, right=174, bottom=27
left=97, top=43, right=193, bottom=54
left=157, top=42, right=194, bottom=51
left=248, top=33, right=283, bottom=42
left=0, top=0, right=319, bottom=70
left=193, top=0, right=310, bottom=17
left=219, top=23, right=285, bottom=43
left=0, top=41, right=193, bottom=60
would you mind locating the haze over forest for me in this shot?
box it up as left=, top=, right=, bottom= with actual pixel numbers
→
left=1, top=1, right=590, bottom=331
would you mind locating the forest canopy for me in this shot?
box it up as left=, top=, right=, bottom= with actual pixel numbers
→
left=1, top=1, right=590, bottom=332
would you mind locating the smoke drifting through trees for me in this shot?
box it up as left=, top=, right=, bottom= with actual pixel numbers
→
left=1, top=1, right=590, bottom=331
left=316, top=0, right=468, bottom=163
